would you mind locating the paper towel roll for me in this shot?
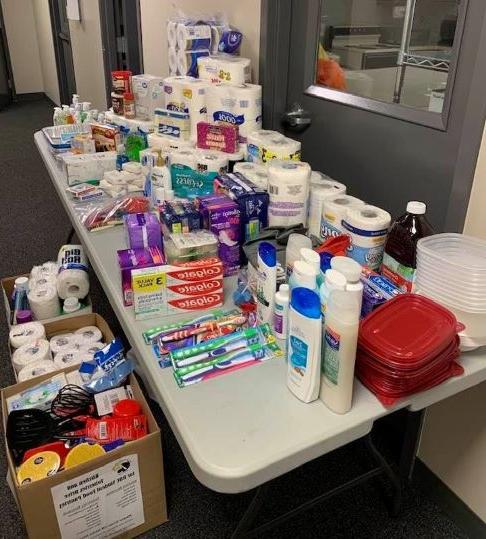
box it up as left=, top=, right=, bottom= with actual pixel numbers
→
left=168, top=46, right=179, bottom=75
left=343, top=205, right=392, bottom=270
left=206, top=83, right=262, bottom=142
left=321, top=194, right=365, bottom=240
left=177, top=49, right=210, bottom=77
left=12, top=339, right=52, bottom=373
left=74, top=325, right=103, bottom=344
left=167, top=21, right=178, bottom=48
left=28, top=274, right=57, bottom=291
left=176, top=23, right=211, bottom=51
left=246, top=130, right=285, bottom=163
left=195, top=150, right=229, bottom=174
left=50, top=333, right=75, bottom=354
left=27, top=285, right=60, bottom=320
left=308, top=180, right=347, bottom=237
left=198, top=54, right=251, bottom=84
left=9, top=322, right=46, bottom=349
left=18, top=360, right=56, bottom=382
left=268, top=160, right=311, bottom=227
left=233, top=161, right=268, bottom=189
left=57, top=270, right=89, bottom=300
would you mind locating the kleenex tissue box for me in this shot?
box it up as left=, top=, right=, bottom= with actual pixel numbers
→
left=124, top=212, right=163, bottom=252
left=62, top=152, right=117, bottom=186
left=214, top=172, right=269, bottom=241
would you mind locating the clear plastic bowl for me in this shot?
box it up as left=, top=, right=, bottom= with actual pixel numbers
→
left=416, top=254, right=486, bottom=282
left=414, top=284, right=486, bottom=314
left=415, top=273, right=486, bottom=303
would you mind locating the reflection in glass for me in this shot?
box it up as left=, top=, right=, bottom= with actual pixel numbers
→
left=317, top=0, right=459, bottom=113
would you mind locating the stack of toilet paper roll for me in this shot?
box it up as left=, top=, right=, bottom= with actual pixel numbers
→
left=267, top=160, right=311, bottom=227
left=28, top=260, right=61, bottom=320
left=163, top=76, right=209, bottom=140
left=247, top=130, right=301, bottom=164
left=307, top=176, right=347, bottom=237
left=57, top=244, right=90, bottom=301
left=9, top=321, right=46, bottom=349
left=205, top=83, right=262, bottom=143
left=197, top=54, right=251, bottom=84
left=167, top=20, right=211, bottom=76
left=99, top=162, right=146, bottom=197
left=12, top=339, right=53, bottom=381
left=50, top=326, right=104, bottom=370
left=233, top=161, right=268, bottom=189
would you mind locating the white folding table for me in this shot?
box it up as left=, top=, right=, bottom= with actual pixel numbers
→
left=35, top=131, right=486, bottom=536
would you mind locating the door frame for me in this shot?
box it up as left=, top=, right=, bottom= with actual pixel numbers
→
left=0, top=0, right=15, bottom=103
left=259, top=0, right=486, bottom=232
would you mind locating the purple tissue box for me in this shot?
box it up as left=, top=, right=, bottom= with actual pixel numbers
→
left=197, top=194, right=241, bottom=277
left=125, top=212, right=163, bottom=252
left=117, top=247, right=165, bottom=306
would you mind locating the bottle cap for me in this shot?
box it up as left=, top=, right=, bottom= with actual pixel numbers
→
left=330, top=256, right=362, bottom=283
left=291, top=287, right=321, bottom=319
left=64, top=297, right=81, bottom=313
left=292, top=261, right=317, bottom=290
left=299, top=248, right=320, bottom=274
left=259, top=242, right=277, bottom=267
left=406, top=201, right=426, bottom=215
left=320, top=252, right=333, bottom=272
left=14, top=277, right=29, bottom=290
left=327, top=289, right=360, bottom=324
left=16, top=310, right=33, bottom=324
left=324, top=269, right=347, bottom=291
left=113, top=399, right=142, bottom=417
left=279, top=284, right=290, bottom=297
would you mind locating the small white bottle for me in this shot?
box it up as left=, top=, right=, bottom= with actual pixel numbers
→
left=320, top=290, right=360, bottom=414
left=256, top=242, right=277, bottom=325
left=330, top=256, right=364, bottom=314
left=274, top=284, right=290, bottom=339
left=287, top=287, right=322, bottom=403
left=288, top=260, right=318, bottom=292
left=286, top=234, right=312, bottom=279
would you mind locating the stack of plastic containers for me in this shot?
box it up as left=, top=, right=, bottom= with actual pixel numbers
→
left=356, top=294, right=463, bottom=405
left=415, top=233, right=486, bottom=350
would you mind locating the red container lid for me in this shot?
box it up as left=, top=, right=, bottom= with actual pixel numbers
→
left=113, top=399, right=142, bottom=417
left=359, top=294, right=458, bottom=366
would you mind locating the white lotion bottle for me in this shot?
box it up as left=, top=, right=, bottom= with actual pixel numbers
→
left=286, top=234, right=312, bottom=279
left=289, top=260, right=318, bottom=292
left=274, top=284, right=290, bottom=339
left=256, top=241, right=277, bottom=325
left=287, top=287, right=322, bottom=403
left=330, top=256, right=364, bottom=314
left=320, top=290, right=360, bottom=414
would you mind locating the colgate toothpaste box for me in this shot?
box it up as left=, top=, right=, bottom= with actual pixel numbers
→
left=196, top=195, right=240, bottom=277
left=164, top=256, right=224, bottom=284
left=165, top=278, right=223, bottom=299
left=166, top=290, right=224, bottom=314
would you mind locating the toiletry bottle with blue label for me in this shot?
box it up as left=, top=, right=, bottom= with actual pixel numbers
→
left=287, top=287, right=322, bottom=403
left=256, top=242, right=277, bottom=325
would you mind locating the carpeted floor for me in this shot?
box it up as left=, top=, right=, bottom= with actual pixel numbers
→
left=0, top=97, right=470, bottom=538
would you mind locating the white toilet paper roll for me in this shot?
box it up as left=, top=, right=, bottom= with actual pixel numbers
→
left=210, top=24, right=225, bottom=53
left=168, top=46, right=179, bottom=75
left=30, top=261, right=59, bottom=279
left=343, top=205, right=392, bottom=270
left=79, top=342, right=105, bottom=355
left=267, top=160, right=311, bottom=227
left=53, top=350, right=82, bottom=369
left=50, top=333, right=75, bottom=354
left=18, top=360, right=56, bottom=382
left=195, top=150, right=229, bottom=174
left=321, top=194, right=365, bottom=240
left=246, top=130, right=285, bottom=163
left=177, top=49, right=210, bottom=77
left=74, top=325, right=103, bottom=344
left=9, top=322, right=46, bottom=349
left=176, top=23, right=211, bottom=51
left=197, top=54, right=252, bottom=84
left=260, top=136, right=302, bottom=164
left=12, top=339, right=52, bottom=373
left=28, top=274, right=57, bottom=291
left=27, top=285, right=60, bottom=320
left=308, top=180, right=347, bottom=238
left=170, top=149, right=197, bottom=170
left=148, top=133, right=195, bottom=152
left=167, top=21, right=178, bottom=48
left=206, top=83, right=263, bottom=142
left=57, top=269, right=90, bottom=300
left=233, top=161, right=268, bottom=189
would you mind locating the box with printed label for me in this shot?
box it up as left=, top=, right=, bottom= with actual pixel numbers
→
left=132, top=266, right=166, bottom=320
left=164, top=257, right=224, bottom=284
left=1, top=368, right=167, bottom=539
left=166, top=290, right=224, bottom=313
left=165, top=278, right=223, bottom=299
left=62, top=152, right=117, bottom=186
left=132, top=75, right=165, bottom=121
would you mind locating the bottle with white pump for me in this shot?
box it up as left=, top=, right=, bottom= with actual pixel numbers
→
left=287, top=287, right=322, bottom=403
left=330, top=256, right=364, bottom=314
left=320, top=290, right=360, bottom=414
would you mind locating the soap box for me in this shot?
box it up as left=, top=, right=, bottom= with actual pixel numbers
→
left=117, top=247, right=165, bottom=306
left=196, top=122, right=239, bottom=153
left=124, top=212, right=163, bottom=252
left=197, top=195, right=241, bottom=276
left=214, top=172, right=269, bottom=241
left=132, top=75, right=165, bottom=121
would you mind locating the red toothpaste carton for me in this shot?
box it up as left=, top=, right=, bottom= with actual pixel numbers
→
left=165, top=278, right=223, bottom=298
left=165, top=257, right=224, bottom=284
left=166, top=291, right=224, bottom=313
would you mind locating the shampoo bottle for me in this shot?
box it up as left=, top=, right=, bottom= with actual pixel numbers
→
left=256, top=242, right=277, bottom=325
left=274, top=284, right=290, bottom=339
left=287, top=287, right=322, bottom=403
left=288, top=260, right=318, bottom=292
left=330, top=256, right=364, bottom=313
left=320, top=290, right=360, bottom=414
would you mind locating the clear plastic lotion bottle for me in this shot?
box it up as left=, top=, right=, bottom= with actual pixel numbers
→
left=320, top=290, right=360, bottom=414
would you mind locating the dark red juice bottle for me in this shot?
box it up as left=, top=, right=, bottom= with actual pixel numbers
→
left=381, top=201, right=434, bottom=292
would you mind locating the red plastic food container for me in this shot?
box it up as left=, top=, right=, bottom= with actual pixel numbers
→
left=359, top=294, right=459, bottom=368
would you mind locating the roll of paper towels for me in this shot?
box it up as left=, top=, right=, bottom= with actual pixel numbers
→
left=195, top=150, right=229, bottom=174
left=74, top=325, right=103, bottom=344
left=268, top=160, right=311, bottom=227
left=27, top=285, right=60, bottom=320
left=12, top=339, right=52, bottom=373
left=206, top=83, right=262, bottom=142
left=321, top=194, right=365, bottom=240
left=167, top=21, right=178, bottom=48
left=168, top=46, right=179, bottom=75
left=198, top=54, right=251, bottom=84
left=177, top=49, right=210, bottom=77
left=233, top=161, right=268, bottom=189
left=176, top=23, right=211, bottom=51
left=343, top=205, right=391, bottom=270
left=9, top=322, right=46, bottom=349
left=308, top=179, right=347, bottom=238
left=57, top=244, right=90, bottom=300
left=18, top=360, right=56, bottom=382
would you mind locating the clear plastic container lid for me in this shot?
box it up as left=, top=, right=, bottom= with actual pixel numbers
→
left=359, top=294, right=459, bottom=366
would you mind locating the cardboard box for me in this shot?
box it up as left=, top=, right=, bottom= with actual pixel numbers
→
left=131, top=74, right=165, bottom=121
left=91, top=125, right=121, bottom=153
left=2, top=369, right=167, bottom=538
left=62, top=151, right=117, bottom=186
left=2, top=274, right=92, bottom=328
